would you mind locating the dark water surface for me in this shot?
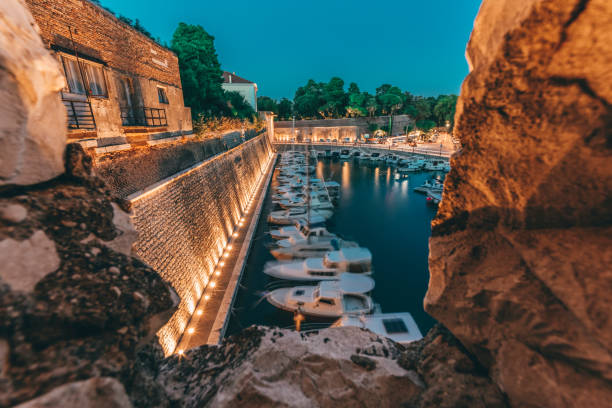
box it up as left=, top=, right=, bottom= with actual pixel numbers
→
left=226, top=157, right=440, bottom=336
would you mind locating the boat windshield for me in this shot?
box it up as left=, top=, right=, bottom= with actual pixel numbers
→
left=348, top=261, right=370, bottom=273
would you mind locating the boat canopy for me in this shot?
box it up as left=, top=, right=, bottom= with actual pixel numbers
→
left=326, top=247, right=372, bottom=264
left=319, top=273, right=375, bottom=298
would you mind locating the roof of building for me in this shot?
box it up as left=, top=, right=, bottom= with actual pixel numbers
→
left=222, top=71, right=255, bottom=84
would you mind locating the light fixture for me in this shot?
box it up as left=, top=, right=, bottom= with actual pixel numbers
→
left=210, top=281, right=216, bottom=288
left=219, top=261, right=225, bottom=267
left=177, top=349, right=184, bottom=355
left=196, top=309, right=203, bottom=316
left=233, top=233, right=238, bottom=237
left=204, top=295, right=210, bottom=300
left=187, top=327, right=195, bottom=334
left=215, top=271, right=220, bottom=276
left=227, top=245, right=233, bottom=250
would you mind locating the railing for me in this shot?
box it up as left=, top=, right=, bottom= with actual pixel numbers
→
left=120, top=106, right=167, bottom=127
left=273, top=141, right=455, bottom=158
left=63, top=100, right=96, bottom=130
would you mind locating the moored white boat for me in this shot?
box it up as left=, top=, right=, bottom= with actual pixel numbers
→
left=264, top=247, right=372, bottom=281
left=269, top=238, right=359, bottom=260
left=266, top=274, right=375, bottom=318
left=269, top=216, right=327, bottom=240
left=268, top=208, right=333, bottom=225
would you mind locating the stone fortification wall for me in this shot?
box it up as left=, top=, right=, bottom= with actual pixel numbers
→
left=94, top=137, right=226, bottom=198
left=274, top=115, right=414, bottom=141
left=24, top=0, right=181, bottom=87
left=129, top=134, right=273, bottom=355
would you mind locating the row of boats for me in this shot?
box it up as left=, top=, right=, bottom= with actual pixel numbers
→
left=261, top=150, right=423, bottom=344
left=316, top=148, right=451, bottom=173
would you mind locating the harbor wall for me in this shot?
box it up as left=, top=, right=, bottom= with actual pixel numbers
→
left=274, top=115, right=414, bottom=141
left=128, top=133, right=274, bottom=355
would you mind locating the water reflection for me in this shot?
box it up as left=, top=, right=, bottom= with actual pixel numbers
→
left=227, top=159, right=440, bottom=337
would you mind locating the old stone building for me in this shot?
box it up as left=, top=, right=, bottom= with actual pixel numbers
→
left=24, top=0, right=193, bottom=151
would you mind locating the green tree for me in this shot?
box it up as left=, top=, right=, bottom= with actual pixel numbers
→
left=433, top=95, right=458, bottom=126
left=278, top=98, right=293, bottom=120
left=319, top=77, right=347, bottom=118
left=257, top=96, right=278, bottom=113
left=365, top=93, right=378, bottom=117
left=225, top=91, right=255, bottom=119
left=294, top=79, right=323, bottom=119
left=171, top=23, right=226, bottom=119
left=346, top=82, right=367, bottom=117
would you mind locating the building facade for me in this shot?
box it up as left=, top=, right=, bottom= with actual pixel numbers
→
left=221, top=71, right=257, bottom=112
left=24, top=0, right=193, bottom=149
left=273, top=115, right=415, bottom=143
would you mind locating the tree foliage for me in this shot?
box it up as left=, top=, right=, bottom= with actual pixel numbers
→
left=258, top=77, right=458, bottom=131
left=171, top=23, right=228, bottom=119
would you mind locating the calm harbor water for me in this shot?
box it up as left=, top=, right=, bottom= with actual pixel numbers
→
left=226, top=157, right=440, bottom=336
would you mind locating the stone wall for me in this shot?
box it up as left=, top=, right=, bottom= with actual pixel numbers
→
left=129, top=134, right=274, bottom=355
left=274, top=115, right=414, bottom=141
left=24, top=0, right=192, bottom=142
left=25, top=0, right=181, bottom=87
left=94, top=137, right=226, bottom=199
left=426, top=0, right=612, bottom=406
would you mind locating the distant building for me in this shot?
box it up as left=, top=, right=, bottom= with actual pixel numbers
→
left=24, top=0, right=192, bottom=149
left=222, top=71, right=258, bottom=112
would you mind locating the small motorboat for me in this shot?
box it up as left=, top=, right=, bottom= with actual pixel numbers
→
left=264, top=247, right=372, bottom=281
left=424, top=160, right=448, bottom=171
left=339, top=149, right=351, bottom=160
left=268, top=208, right=333, bottom=225
left=269, top=238, right=359, bottom=261
left=331, top=312, right=423, bottom=344
left=269, top=216, right=327, bottom=240
left=266, top=273, right=375, bottom=318
left=426, top=190, right=442, bottom=206
left=414, top=179, right=444, bottom=193
left=369, top=152, right=382, bottom=162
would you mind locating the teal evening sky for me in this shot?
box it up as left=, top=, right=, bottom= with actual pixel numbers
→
left=99, top=0, right=482, bottom=100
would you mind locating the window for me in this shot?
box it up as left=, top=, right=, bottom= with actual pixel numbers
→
left=60, top=55, right=107, bottom=97
left=319, top=298, right=335, bottom=305
left=382, top=318, right=409, bottom=334
left=157, top=87, right=169, bottom=104
left=61, top=57, right=86, bottom=95
left=82, top=63, right=107, bottom=96
left=294, top=289, right=305, bottom=296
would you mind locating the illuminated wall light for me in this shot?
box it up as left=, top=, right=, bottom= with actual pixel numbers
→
left=177, top=349, right=184, bottom=356
left=187, top=327, right=195, bottom=335
left=227, top=245, right=233, bottom=250
left=233, top=233, right=238, bottom=237
left=196, top=309, right=203, bottom=316
left=219, top=261, right=225, bottom=267
left=210, top=281, right=216, bottom=288
left=204, top=295, right=210, bottom=301
left=223, top=252, right=229, bottom=258
left=215, top=271, right=220, bottom=276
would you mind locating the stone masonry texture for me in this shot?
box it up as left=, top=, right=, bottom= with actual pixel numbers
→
left=129, top=134, right=273, bottom=355
left=24, top=0, right=181, bottom=88
left=94, top=137, right=226, bottom=199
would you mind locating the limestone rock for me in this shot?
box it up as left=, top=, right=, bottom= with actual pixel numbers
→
left=14, top=377, right=132, bottom=408
left=134, top=325, right=505, bottom=408
left=0, top=203, right=28, bottom=223
left=0, top=230, right=60, bottom=292
left=0, top=170, right=176, bottom=406
left=426, top=0, right=612, bottom=406
left=0, top=0, right=66, bottom=186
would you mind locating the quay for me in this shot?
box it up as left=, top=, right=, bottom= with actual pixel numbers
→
left=175, top=152, right=277, bottom=351
left=272, top=141, right=456, bottom=158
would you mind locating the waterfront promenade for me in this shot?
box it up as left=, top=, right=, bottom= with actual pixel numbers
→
left=273, top=141, right=457, bottom=158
